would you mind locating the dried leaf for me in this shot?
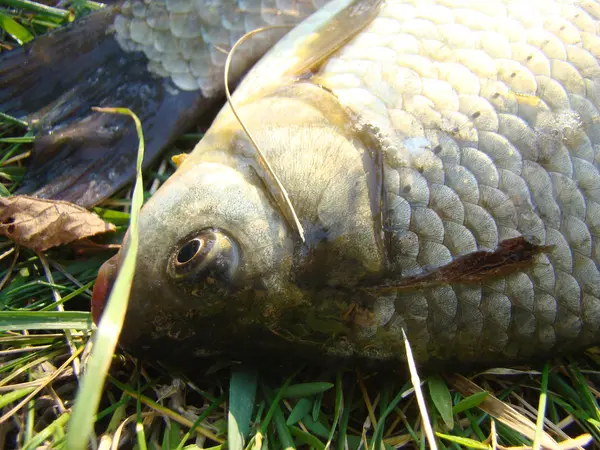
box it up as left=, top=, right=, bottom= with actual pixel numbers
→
left=0, top=195, right=116, bottom=251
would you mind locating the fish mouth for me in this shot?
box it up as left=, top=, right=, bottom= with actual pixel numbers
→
left=92, top=253, right=121, bottom=324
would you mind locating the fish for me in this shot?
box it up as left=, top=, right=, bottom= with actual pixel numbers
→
left=0, top=0, right=323, bottom=207
left=94, top=0, right=600, bottom=372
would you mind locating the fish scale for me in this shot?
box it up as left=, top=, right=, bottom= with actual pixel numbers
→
left=114, top=0, right=323, bottom=92
left=308, top=0, right=600, bottom=362
left=90, top=0, right=600, bottom=370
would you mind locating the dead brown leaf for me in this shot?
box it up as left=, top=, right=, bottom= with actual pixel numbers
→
left=0, top=195, right=116, bottom=252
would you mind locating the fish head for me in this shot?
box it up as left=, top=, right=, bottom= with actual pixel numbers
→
left=92, top=82, right=373, bottom=368
left=92, top=101, right=310, bottom=366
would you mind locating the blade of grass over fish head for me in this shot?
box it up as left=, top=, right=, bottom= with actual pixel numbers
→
left=220, top=0, right=385, bottom=244
left=66, top=107, right=146, bottom=450
left=223, top=25, right=305, bottom=243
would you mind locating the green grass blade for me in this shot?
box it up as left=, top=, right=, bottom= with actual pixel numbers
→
left=22, top=413, right=70, bottom=450
left=283, top=382, right=334, bottom=399
left=370, top=382, right=411, bottom=450
left=301, top=415, right=330, bottom=439
left=66, top=108, right=146, bottom=450
left=39, top=281, right=94, bottom=311
left=260, top=383, right=296, bottom=449
left=435, top=433, right=490, bottom=450
left=176, top=394, right=226, bottom=450
left=588, top=418, right=600, bottom=427
left=324, top=373, right=343, bottom=450
left=428, top=375, right=454, bottom=430
left=229, top=366, right=259, bottom=450
left=275, top=407, right=296, bottom=450
left=93, top=208, right=132, bottom=225
left=136, top=421, right=149, bottom=450
left=0, top=111, right=28, bottom=127
left=108, top=376, right=223, bottom=443
left=532, top=362, right=549, bottom=450
left=1, top=0, right=73, bottom=20
left=0, top=183, right=11, bottom=197
left=0, top=387, right=36, bottom=408
left=464, top=410, right=486, bottom=442
left=0, top=136, right=35, bottom=144
left=312, top=391, right=323, bottom=422
left=286, top=398, right=312, bottom=426
left=289, top=426, right=325, bottom=450
left=0, top=12, right=33, bottom=44
left=452, top=392, right=489, bottom=415
left=258, top=373, right=297, bottom=439
left=336, top=380, right=355, bottom=450
left=567, top=361, right=600, bottom=421
left=0, top=311, right=91, bottom=330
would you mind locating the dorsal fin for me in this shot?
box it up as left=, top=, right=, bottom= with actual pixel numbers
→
left=230, top=0, right=383, bottom=106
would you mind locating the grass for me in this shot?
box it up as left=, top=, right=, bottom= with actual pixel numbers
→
left=1, top=1, right=600, bottom=449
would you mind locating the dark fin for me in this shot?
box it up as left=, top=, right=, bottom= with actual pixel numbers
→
left=365, top=237, right=552, bottom=293
left=0, top=7, right=120, bottom=118
left=0, top=6, right=208, bottom=207
left=16, top=76, right=206, bottom=207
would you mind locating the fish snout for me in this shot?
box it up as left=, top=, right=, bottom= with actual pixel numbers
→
left=92, top=253, right=121, bottom=324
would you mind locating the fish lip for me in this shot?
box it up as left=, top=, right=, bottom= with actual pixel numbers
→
left=92, top=253, right=121, bottom=324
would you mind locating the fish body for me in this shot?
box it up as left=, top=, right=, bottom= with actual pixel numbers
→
left=98, top=0, right=600, bottom=371
left=0, top=0, right=321, bottom=206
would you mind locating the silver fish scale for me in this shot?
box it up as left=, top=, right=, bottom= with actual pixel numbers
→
left=112, top=0, right=322, bottom=93
left=316, top=0, right=600, bottom=362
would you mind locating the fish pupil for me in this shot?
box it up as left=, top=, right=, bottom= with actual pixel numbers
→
left=176, top=239, right=202, bottom=264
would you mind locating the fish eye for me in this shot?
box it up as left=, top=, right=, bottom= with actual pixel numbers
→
left=168, top=229, right=240, bottom=283
left=176, top=238, right=203, bottom=265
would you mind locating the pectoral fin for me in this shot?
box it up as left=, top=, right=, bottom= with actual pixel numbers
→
left=0, top=6, right=213, bottom=206
left=15, top=74, right=206, bottom=207
left=0, top=7, right=119, bottom=118
left=365, top=237, right=551, bottom=293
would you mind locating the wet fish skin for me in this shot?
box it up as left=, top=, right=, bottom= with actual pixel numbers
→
left=0, top=0, right=322, bottom=206
left=98, top=0, right=600, bottom=371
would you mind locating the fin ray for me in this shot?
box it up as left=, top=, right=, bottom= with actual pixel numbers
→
left=232, top=0, right=383, bottom=103
left=16, top=77, right=206, bottom=207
